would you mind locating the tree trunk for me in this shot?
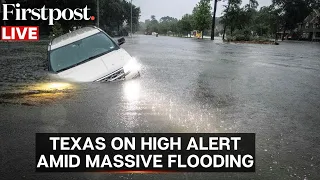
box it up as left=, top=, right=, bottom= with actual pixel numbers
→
left=282, top=28, right=286, bottom=41
left=222, top=25, right=227, bottom=40
left=222, top=0, right=231, bottom=41
left=275, top=25, right=278, bottom=42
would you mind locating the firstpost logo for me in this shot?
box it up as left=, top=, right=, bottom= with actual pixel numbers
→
left=2, top=3, right=94, bottom=25
left=1, top=3, right=94, bottom=41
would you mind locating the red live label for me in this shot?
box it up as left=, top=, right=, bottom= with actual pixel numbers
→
left=1, top=26, right=39, bottom=41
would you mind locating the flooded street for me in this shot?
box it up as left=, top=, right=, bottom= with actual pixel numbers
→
left=1, top=35, right=320, bottom=179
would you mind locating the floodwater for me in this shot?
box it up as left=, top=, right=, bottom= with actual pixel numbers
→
left=1, top=35, right=320, bottom=180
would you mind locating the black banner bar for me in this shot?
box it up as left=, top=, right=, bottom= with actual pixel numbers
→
left=36, top=133, right=255, bottom=172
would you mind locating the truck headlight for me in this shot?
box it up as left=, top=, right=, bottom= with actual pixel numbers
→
left=123, top=58, right=141, bottom=74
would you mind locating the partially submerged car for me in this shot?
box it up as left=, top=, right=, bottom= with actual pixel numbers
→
left=47, top=26, right=140, bottom=82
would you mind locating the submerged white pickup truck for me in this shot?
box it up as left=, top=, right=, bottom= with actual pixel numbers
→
left=47, top=26, right=140, bottom=82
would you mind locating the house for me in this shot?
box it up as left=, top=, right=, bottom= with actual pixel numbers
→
left=298, top=9, right=320, bottom=41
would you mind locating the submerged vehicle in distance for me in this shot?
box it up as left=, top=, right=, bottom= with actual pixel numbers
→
left=47, top=26, right=140, bottom=82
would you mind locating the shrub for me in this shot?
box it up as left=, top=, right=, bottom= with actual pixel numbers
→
left=251, top=36, right=270, bottom=42
left=227, top=28, right=251, bottom=41
left=50, top=22, right=64, bottom=39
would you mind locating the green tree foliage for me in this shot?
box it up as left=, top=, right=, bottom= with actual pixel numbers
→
left=158, top=16, right=179, bottom=34
left=146, top=15, right=159, bottom=33
left=122, top=1, right=141, bottom=32
left=273, top=0, right=313, bottom=37
left=244, top=0, right=259, bottom=26
left=252, top=5, right=280, bottom=36
left=140, top=1, right=217, bottom=38
left=311, top=0, right=320, bottom=9
left=249, top=0, right=259, bottom=9
left=143, top=14, right=194, bottom=36
left=192, top=0, right=212, bottom=38
left=50, top=22, right=64, bottom=39
left=221, top=0, right=318, bottom=41
left=99, top=0, right=140, bottom=34
left=220, top=0, right=242, bottom=36
left=179, top=14, right=194, bottom=36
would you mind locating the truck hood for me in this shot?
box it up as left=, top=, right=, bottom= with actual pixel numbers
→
left=57, top=48, right=132, bottom=82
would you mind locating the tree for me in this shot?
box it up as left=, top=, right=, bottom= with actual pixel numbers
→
left=122, top=0, right=141, bottom=33
left=221, top=0, right=242, bottom=37
left=158, top=16, right=179, bottom=34
left=179, top=14, right=194, bottom=36
left=99, top=0, right=140, bottom=34
left=101, top=0, right=125, bottom=31
left=129, top=5, right=141, bottom=33
left=151, top=15, right=157, bottom=21
left=272, top=0, right=313, bottom=40
left=244, top=0, right=259, bottom=26
left=221, top=0, right=231, bottom=40
left=192, top=0, right=212, bottom=39
left=249, top=0, right=259, bottom=9
left=146, top=15, right=159, bottom=33
left=252, top=5, right=280, bottom=37
left=50, top=22, right=64, bottom=38
left=310, top=0, right=320, bottom=9
left=220, top=0, right=281, bottom=41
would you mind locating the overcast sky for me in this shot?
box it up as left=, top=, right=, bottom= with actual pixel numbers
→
left=133, top=0, right=272, bottom=22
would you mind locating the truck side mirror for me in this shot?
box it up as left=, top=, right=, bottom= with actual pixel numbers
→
left=117, top=37, right=125, bottom=46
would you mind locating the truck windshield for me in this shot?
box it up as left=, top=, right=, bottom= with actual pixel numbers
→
left=49, top=32, right=119, bottom=72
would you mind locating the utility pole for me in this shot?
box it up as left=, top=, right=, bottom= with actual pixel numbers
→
left=96, top=0, right=100, bottom=27
left=131, top=0, right=133, bottom=38
left=211, top=0, right=218, bottom=40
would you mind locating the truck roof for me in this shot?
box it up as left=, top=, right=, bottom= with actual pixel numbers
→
left=50, top=26, right=100, bottom=50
